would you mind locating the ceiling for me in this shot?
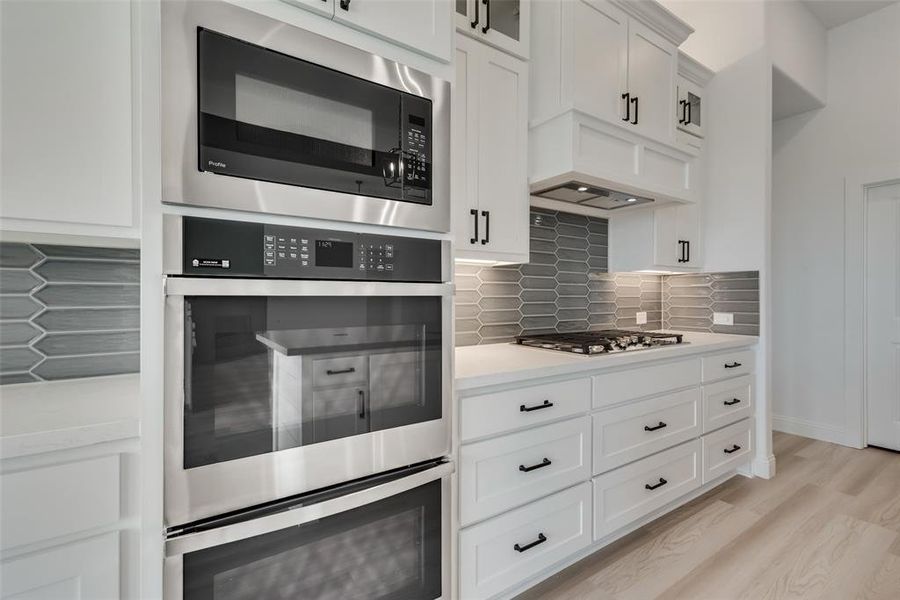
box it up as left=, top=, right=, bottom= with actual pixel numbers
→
left=801, top=0, right=898, bottom=29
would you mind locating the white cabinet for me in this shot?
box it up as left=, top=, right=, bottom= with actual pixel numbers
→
left=675, top=51, right=713, bottom=141
left=456, top=0, right=530, bottom=59
left=0, top=0, right=139, bottom=242
left=331, top=0, right=453, bottom=63
left=701, top=418, right=753, bottom=484
left=452, top=34, right=529, bottom=263
left=608, top=202, right=701, bottom=272
left=624, top=19, right=677, bottom=143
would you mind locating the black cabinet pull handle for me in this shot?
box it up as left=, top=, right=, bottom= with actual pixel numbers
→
left=723, top=398, right=742, bottom=406
left=514, top=533, right=547, bottom=553
left=339, top=0, right=350, bottom=10
left=686, top=101, right=693, bottom=125
left=678, top=99, right=687, bottom=124
left=631, top=96, right=639, bottom=125
left=685, top=240, right=691, bottom=263
left=470, top=0, right=479, bottom=28
left=724, top=362, right=742, bottom=369
left=645, top=477, right=668, bottom=491
left=470, top=208, right=478, bottom=244
left=724, top=444, right=742, bottom=454
left=677, top=240, right=687, bottom=263
left=326, top=367, right=355, bottom=375
left=622, top=93, right=631, bottom=122
left=481, top=210, right=490, bottom=244
left=644, top=421, right=667, bottom=432
left=520, top=400, right=553, bottom=412
left=519, top=458, right=552, bottom=473
left=357, top=390, right=366, bottom=419
left=481, top=0, right=490, bottom=34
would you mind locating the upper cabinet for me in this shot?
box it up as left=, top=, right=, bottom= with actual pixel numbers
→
left=675, top=51, right=713, bottom=141
left=625, top=19, right=677, bottom=144
left=452, top=34, right=529, bottom=264
left=281, top=0, right=453, bottom=63
left=456, top=0, right=530, bottom=60
left=0, top=0, right=140, bottom=242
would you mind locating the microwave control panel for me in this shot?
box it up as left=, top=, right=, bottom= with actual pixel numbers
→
left=401, top=95, right=432, bottom=196
left=181, top=217, right=445, bottom=283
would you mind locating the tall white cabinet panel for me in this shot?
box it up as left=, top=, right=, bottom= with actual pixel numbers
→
left=569, top=0, right=628, bottom=126
left=333, top=0, right=453, bottom=63
left=625, top=19, right=676, bottom=144
left=0, top=0, right=138, bottom=240
left=452, top=34, right=529, bottom=263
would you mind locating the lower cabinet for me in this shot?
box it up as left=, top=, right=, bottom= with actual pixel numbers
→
left=458, top=483, right=592, bottom=600
left=593, top=439, right=701, bottom=539
left=702, top=418, right=753, bottom=484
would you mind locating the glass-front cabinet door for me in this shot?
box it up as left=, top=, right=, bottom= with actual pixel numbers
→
left=455, top=0, right=530, bottom=60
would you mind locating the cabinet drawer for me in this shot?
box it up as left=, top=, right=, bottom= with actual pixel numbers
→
left=702, top=418, right=753, bottom=484
left=1, top=455, right=120, bottom=550
left=593, top=359, right=700, bottom=408
left=460, top=417, right=591, bottom=526
left=702, top=375, right=753, bottom=433
left=593, top=387, right=701, bottom=475
left=701, top=349, right=755, bottom=382
left=593, top=439, right=701, bottom=539
left=459, top=482, right=592, bottom=600
left=460, top=378, right=591, bottom=441
left=311, top=355, right=368, bottom=388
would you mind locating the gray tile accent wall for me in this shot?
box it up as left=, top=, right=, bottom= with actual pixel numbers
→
left=454, top=209, right=760, bottom=346
left=662, top=271, right=760, bottom=336
left=0, top=243, right=140, bottom=384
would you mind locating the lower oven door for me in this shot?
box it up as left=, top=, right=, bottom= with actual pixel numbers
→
left=165, top=278, right=452, bottom=526
left=164, top=461, right=452, bottom=600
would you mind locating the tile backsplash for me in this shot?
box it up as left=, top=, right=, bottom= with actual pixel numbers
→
left=454, top=208, right=760, bottom=346
left=0, top=243, right=140, bottom=384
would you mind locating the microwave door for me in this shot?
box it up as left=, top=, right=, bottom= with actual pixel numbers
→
left=197, top=28, right=431, bottom=205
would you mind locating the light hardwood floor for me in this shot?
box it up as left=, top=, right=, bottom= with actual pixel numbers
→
left=515, top=432, right=900, bottom=600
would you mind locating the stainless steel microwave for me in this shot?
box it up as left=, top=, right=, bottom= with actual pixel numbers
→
left=161, top=0, right=450, bottom=232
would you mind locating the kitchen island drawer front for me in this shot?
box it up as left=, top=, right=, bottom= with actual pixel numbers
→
left=592, top=439, right=701, bottom=539
left=701, top=349, right=755, bottom=382
left=1, top=455, right=120, bottom=550
left=459, top=482, right=592, bottom=600
left=460, top=417, right=591, bottom=526
left=311, top=355, right=369, bottom=388
left=593, top=388, right=701, bottom=475
left=702, top=375, right=753, bottom=433
left=702, top=418, right=753, bottom=484
left=592, top=359, right=701, bottom=408
left=460, top=378, right=592, bottom=441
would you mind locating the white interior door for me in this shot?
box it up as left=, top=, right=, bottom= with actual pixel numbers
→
left=866, top=182, right=900, bottom=450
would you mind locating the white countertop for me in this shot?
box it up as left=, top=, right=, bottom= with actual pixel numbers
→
left=0, top=374, right=140, bottom=459
left=456, top=332, right=757, bottom=391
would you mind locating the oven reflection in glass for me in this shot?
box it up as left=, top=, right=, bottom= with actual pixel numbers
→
left=183, top=296, right=443, bottom=469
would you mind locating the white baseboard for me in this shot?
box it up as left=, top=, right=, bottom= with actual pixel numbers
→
left=772, top=414, right=857, bottom=447
left=751, top=454, right=776, bottom=479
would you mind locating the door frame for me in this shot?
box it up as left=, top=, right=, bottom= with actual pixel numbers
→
left=843, top=166, right=900, bottom=448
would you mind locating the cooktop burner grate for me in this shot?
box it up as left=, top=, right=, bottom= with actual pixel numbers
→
left=515, top=330, right=684, bottom=355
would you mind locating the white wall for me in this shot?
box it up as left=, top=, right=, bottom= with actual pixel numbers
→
left=766, top=0, right=827, bottom=104
left=661, top=0, right=766, bottom=71
left=772, top=2, right=900, bottom=445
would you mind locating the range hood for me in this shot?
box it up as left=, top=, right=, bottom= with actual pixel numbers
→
left=531, top=181, right=655, bottom=210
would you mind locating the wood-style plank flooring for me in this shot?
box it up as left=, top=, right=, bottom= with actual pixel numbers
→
left=515, top=432, right=900, bottom=600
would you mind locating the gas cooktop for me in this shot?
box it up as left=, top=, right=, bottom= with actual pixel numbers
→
left=515, top=330, right=684, bottom=355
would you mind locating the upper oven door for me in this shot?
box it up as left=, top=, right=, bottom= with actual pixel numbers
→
left=164, top=278, right=452, bottom=527
left=161, top=0, right=450, bottom=232
left=198, top=28, right=432, bottom=205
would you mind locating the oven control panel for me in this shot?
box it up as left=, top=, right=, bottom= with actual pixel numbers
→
left=181, top=217, right=445, bottom=282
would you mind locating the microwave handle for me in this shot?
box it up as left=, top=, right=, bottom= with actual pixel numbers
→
left=165, top=461, right=453, bottom=557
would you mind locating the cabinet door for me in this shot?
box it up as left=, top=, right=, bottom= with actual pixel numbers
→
left=0, top=533, right=119, bottom=600
left=0, top=0, right=137, bottom=239
left=570, top=0, right=628, bottom=125
left=626, top=19, right=676, bottom=143
left=457, top=0, right=530, bottom=60
left=474, top=43, right=529, bottom=260
left=676, top=203, right=700, bottom=267
left=280, top=0, right=335, bottom=18
left=451, top=35, right=482, bottom=254
left=653, top=205, right=681, bottom=268
left=676, top=76, right=704, bottom=138
left=333, top=0, right=453, bottom=63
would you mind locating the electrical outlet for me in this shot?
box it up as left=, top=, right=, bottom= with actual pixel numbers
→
left=636, top=311, right=647, bottom=325
left=713, top=312, right=734, bottom=326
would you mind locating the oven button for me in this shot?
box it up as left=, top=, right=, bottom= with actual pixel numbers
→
left=301, top=260, right=308, bottom=266
left=277, top=252, right=286, bottom=258
left=385, top=264, right=394, bottom=271
left=300, top=253, right=308, bottom=259
left=376, top=264, right=385, bottom=271
left=265, top=235, right=274, bottom=242
left=265, top=259, right=275, bottom=266
left=290, top=253, right=298, bottom=259
left=265, top=251, right=274, bottom=258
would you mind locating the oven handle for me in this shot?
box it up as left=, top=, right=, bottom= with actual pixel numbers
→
left=165, top=278, right=453, bottom=298
left=165, top=461, right=453, bottom=557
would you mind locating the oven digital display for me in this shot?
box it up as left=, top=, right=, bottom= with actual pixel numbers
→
left=315, top=240, right=353, bottom=268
